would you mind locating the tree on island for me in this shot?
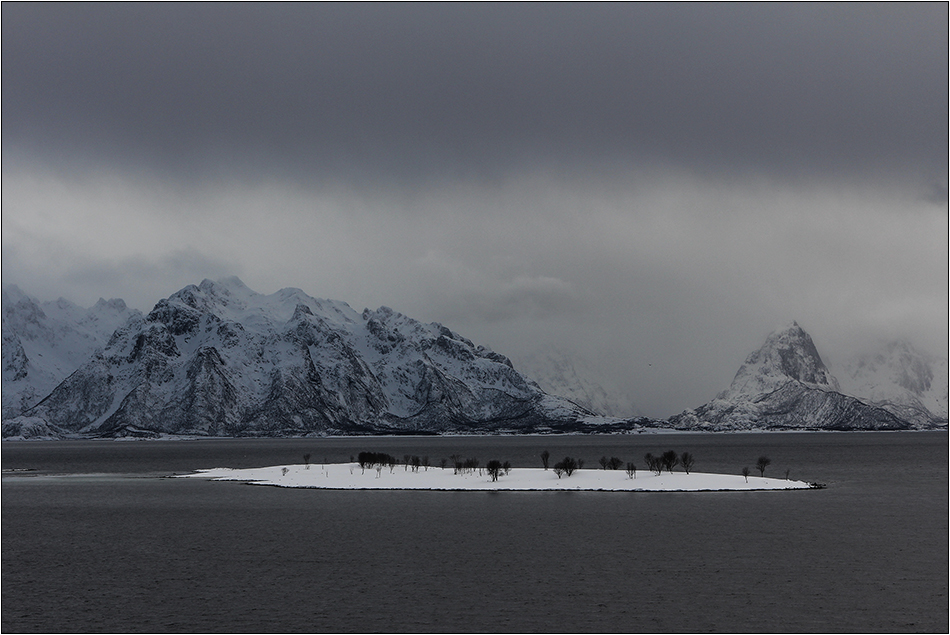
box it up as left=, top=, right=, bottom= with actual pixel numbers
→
left=680, top=452, right=695, bottom=474
left=486, top=460, right=504, bottom=482
left=303, top=453, right=312, bottom=470
left=741, top=466, right=751, bottom=482
left=756, top=456, right=771, bottom=477
left=661, top=450, right=679, bottom=473
left=540, top=450, right=551, bottom=470
left=625, top=462, right=637, bottom=479
left=554, top=456, right=579, bottom=477
left=645, top=453, right=662, bottom=475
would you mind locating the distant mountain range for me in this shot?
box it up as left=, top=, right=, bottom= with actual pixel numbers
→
left=2, top=279, right=946, bottom=438
left=669, top=322, right=947, bottom=431
left=2, top=278, right=607, bottom=439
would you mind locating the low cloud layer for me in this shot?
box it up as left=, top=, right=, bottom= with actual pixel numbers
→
left=4, top=167, right=945, bottom=416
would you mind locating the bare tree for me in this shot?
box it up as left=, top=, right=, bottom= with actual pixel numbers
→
left=486, top=460, right=504, bottom=482
left=756, top=456, right=771, bottom=477
left=485, top=460, right=502, bottom=481
left=502, top=461, right=512, bottom=475
left=555, top=457, right=578, bottom=477
left=303, top=453, right=312, bottom=470
left=661, top=450, right=679, bottom=473
left=625, top=462, right=637, bottom=479
left=608, top=457, right=624, bottom=470
left=541, top=450, right=551, bottom=470
left=599, top=456, right=610, bottom=470
left=645, top=453, right=662, bottom=476
left=680, top=452, right=695, bottom=474
left=741, top=466, right=750, bottom=482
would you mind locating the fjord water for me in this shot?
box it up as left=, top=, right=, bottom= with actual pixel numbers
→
left=3, top=433, right=947, bottom=633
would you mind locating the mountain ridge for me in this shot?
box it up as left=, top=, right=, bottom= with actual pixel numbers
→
left=670, top=322, right=945, bottom=431
left=2, top=280, right=945, bottom=437
left=2, top=278, right=607, bottom=439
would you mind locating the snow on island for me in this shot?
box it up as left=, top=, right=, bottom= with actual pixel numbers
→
left=176, top=463, right=815, bottom=492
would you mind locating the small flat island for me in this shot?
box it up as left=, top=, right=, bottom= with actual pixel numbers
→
left=176, top=462, right=815, bottom=492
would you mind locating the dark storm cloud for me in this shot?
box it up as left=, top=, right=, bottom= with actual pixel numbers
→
left=3, top=3, right=946, bottom=183
left=3, top=4, right=947, bottom=418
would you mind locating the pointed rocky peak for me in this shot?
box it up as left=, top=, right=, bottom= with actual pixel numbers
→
left=724, top=322, right=839, bottom=398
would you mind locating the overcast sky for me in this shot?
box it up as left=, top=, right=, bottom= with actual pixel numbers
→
left=3, top=3, right=947, bottom=417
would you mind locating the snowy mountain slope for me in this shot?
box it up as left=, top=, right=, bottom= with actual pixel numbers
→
left=669, top=322, right=918, bottom=431
left=719, top=322, right=839, bottom=398
left=835, top=340, right=948, bottom=427
left=2, top=278, right=594, bottom=438
left=515, top=347, right=639, bottom=418
left=2, top=285, right=140, bottom=418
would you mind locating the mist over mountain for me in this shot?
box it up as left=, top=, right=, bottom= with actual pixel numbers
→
left=514, top=347, right=640, bottom=419
left=670, top=322, right=946, bottom=431
left=1, top=280, right=945, bottom=438
left=2, top=278, right=606, bottom=439
left=835, top=340, right=948, bottom=428
left=2, top=286, right=140, bottom=418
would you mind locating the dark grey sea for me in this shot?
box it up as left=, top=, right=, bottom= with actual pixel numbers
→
left=2, top=432, right=947, bottom=633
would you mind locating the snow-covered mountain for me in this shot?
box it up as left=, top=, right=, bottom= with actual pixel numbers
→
left=669, top=322, right=929, bottom=431
left=2, top=278, right=597, bottom=439
left=2, top=286, right=140, bottom=419
left=835, top=340, right=948, bottom=428
left=515, top=348, right=640, bottom=418
left=4, top=282, right=944, bottom=438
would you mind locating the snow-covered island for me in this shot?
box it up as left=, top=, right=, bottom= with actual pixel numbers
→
left=176, top=463, right=816, bottom=492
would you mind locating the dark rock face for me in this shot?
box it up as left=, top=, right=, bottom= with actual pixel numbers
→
left=3, top=278, right=593, bottom=438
